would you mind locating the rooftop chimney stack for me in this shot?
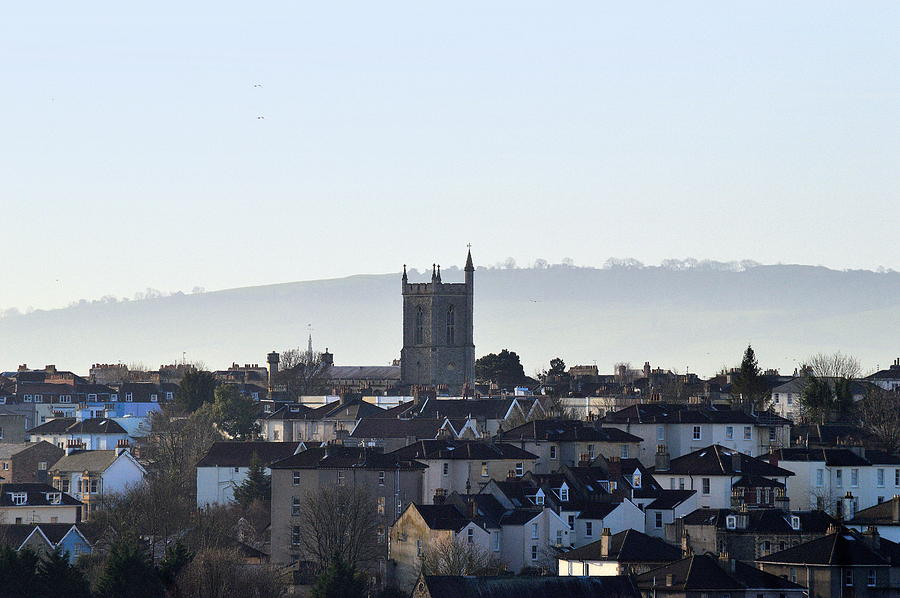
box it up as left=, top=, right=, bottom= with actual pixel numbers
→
left=655, top=445, right=671, bottom=471
left=600, top=527, right=612, bottom=557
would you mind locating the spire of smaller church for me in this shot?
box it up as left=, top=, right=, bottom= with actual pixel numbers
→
left=464, top=245, right=474, bottom=272
left=436, top=264, right=441, bottom=282
left=432, top=263, right=437, bottom=281
left=402, top=264, right=407, bottom=282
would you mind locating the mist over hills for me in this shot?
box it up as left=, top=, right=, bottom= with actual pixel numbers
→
left=1, top=264, right=898, bottom=378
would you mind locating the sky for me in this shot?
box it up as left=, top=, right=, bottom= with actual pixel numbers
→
left=2, top=1, right=898, bottom=312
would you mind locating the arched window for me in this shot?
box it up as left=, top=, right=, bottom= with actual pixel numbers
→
left=446, top=304, right=455, bottom=345
left=415, top=306, right=424, bottom=344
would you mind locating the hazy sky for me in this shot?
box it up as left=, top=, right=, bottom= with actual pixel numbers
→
left=3, top=2, right=898, bottom=312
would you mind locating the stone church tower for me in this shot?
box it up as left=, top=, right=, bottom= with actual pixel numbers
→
left=400, top=249, right=475, bottom=391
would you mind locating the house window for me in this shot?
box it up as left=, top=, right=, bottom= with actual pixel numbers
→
left=60, top=479, right=70, bottom=493
left=790, top=516, right=800, bottom=530
left=377, top=496, right=385, bottom=515
left=337, top=471, right=345, bottom=485
left=587, top=445, right=595, bottom=459
left=415, top=307, right=424, bottom=344
left=531, top=545, right=538, bottom=561
left=150, top=394, right=157, bottom=402
left=850, top=469, right=859, bottom=487
left=446, top=305, right=455, bottom=345
left=787, top=395, right=793, bottom=405
left=88, top=394, right=97, bottom=400
left=11, top=492, right=27, bottom=505
left=515, top=463, right=524, bottom=477
left=377, top=526, right=385, bottom=544
left=108, top=394, right=117, bottom=402
left=726, top=515, right=737, bottom=529
left=291, top=496, right=301, bottom=516
left=656, top=426, right=665, bottom=441
left=815, top=469, right=824, bottom=487
left=531, top=523, right=539, bottom=539
left=34, top=394, right=43, bottom=403
left=769, top=428, right=776, bottom=442
left=166, top=392, right=174, bottom=400
left=559, top=487, right=569, bottom=502
left=481, top=462, right=488, bottom=477
left=23, top=395, right=32, bottom=402
left=416, top=540, right=423, bottom=556
left=585, top=522, right=593, bottom=537
left=867, top=569, right=876, bottom=587
left=273, top=430, right=280, bottom=440
left=2, top=462, right=10, bottom=471
left=467, top=527, right=474, bottom=543
left=692, top=426, right=701, bottom=441
left=234, top=467, right=240, bottom=473
left=879, top=496, right=885, bottom=504
left=790, top=568, right=797, bottom=583
left=655, top=512, right=663, bottom=528
left=726, top=426, right=734, bottom=440
left=550, top=445, right=557, bottom=459
left=379, top=471, right=385, bottom=485
left=61, top=395, right=72, bottom=404
left=895, top=469, right=900, bottom=486
left=679, top=478, right=685, bottom=490
left=38, top=462, right=47, bottom=470
left=836, top=470, right=843, bottom=487
left=89, top=479, right=99, bottom=493
left=291, top=525, right=301, bottom=546
left=567, top=515, right=574, bottom=530
left=844, top=569, right=853, bottom=587
left=702, top=478, right=710, bottom=495
left=292, top=471, right=301, bottom=486
left=492, top=532, right=501, bottom=551
left=761, top=540, right=771, bottom=552
left=443, top=462, right=449, bottom=476
left=743, top=426, right=752, bottom=440
left=877, top=469, right=885, bottom=487
left=556, top=529, right=563, bottom=546
left=396, top=497, right=402, bottom=516
left=535, top=493, right=544, bottom=505
left=620, top=445, right=629, bottom=459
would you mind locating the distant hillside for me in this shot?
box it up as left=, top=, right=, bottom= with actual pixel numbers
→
left=1, top=265, right=898, bottom=377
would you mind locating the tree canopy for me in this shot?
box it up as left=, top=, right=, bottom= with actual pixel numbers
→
left=731, top=345, right=769, bottom=411
left=475, top=350, right=528, bottom=388
left=212, top=384, right=259, bottom=440
left=94, top=539, right=164, bottom=598
left=311, top=555, right=368, bottom=598
left=175, top=370, right=218, bottom=413
left=232, top=453, right=271, bottom=507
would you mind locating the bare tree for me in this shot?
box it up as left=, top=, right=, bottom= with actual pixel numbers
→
left=278, top=347, right=329, bottom=398
left=145, top=404, right=223, bottom=496
left=805, top=351, right=862, bottom=379
left=419, top=536, right=505, bottom=576
left=175, top=548, right=285, bottom=598
left=295, top=485, right=379, bottom=573
left=857, top=387, right=900, bottom=453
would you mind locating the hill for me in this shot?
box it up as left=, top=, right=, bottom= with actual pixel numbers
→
left=1, top=265, right=898, bottom=377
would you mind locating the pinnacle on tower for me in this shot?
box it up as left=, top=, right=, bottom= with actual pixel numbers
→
left=464, top=246, right=474, bottom=272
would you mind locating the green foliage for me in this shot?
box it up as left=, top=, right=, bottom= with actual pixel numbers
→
left=95, top=539, right=164, bottom=598
left=475, top=350, right=527, bottom=389
left=158, top=541, right=194, bottom=590
left=311, top=555, right=368, bottom=598
left=36, top=548, right=92, bottom=598
left=175, top=370, right=218, bottom=413
left=539, top=357, right=571, bottom=397
left=232, top=453, right=271, bottom=507
left=800, top=375, right=834, bottom=424
left=212, top=384, right=259, bottom=440
left=0, top=546, right=38, bottom=598
left=731, top=345, right=769, bottom=410
left=548, top=358, right=567, bottom=377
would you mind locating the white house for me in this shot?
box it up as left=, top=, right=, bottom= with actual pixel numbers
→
left=195, top=441, right=301, bottom=507
left=48, top=447, right=145, bottom=519
left=557, top=528, right=683, bottom=576
left=847, top=496, right=900, bottom=543
left=600, top=403, right=790, bottom=466
left=763, top=447, right=900, bottom=515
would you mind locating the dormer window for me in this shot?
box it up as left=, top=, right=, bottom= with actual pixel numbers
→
left=88, top=394, right=97, bottom=400
left=109, top=394, right=118, bottom=402
left=150, top=394, right=158, bottom=402
left=23, top=395, right=33, bottom=402
left=60, top=395, right=72, bottom=403
left=790, top=515, right=801, bottom=531
left=559, top=485, right=569, bottom=502
left=126, top=394, right=134, bottom=402
left=34, top=394, right=43, bottom=403
left=632, top=473, right=642, bottom=488
left=46, top=492, right=61, bottom=505
left=11, top=492, right=27, bottom=506
left=166, top=392, right=173, bottom=400
left=535, top=490, right=545, bottom=505
left=726, top=515, right=737, bottom=530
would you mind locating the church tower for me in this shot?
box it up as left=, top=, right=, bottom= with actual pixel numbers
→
left=400, top=248, right=475, bottom=391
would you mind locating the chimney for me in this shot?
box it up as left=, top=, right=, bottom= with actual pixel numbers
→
left=115, top=438, right=130, bottom=456
left=680, top=529, right=692, bottom=557
left=433, top=489, right=446, bottom=505
left=467, top=497, right=477, bottom=519
left=600, top=527, right=612, bottom=557
left=860, top=526, right=881, bottom=552
left=892, top=496, right=900, bottom=524
left=655, top=445, right=670, bottom=471
left=65, top=439, right=84, bottom=456
left=768, top=450, right=779, bottom=468
left=664, top=574, right=673, bottom=587
left=718, top=551, right=735, bottom=572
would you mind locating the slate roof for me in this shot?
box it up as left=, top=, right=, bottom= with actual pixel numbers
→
left=682, top=508, right=837, bottom=533
left=262, top=404, right=314, bottom=420
left=756, top=530, right=890, bottom=566
left=417, top=398, right=517, bottom=421
left=576, top=503, right=620, bottom=520
left=304, top=399, right=385, bottom=420
left=195, top=441, right=302, bottom=468
left=636, top=554, right=803, bottom=591
left=0, top=443, right=37, bottom=459
left=499, top=509, right=542, bottom=525
left=323, top=366, right=401, bottom=381
left=419, top=575, right=641, bottom=598
left=764, top=447, right=878, bottom=466
left=0, top=523, right=86, bottom=548
left=270, top=445, right=426, bottom=470
left=414, top=504, right=473, bottom=532
left=645, top=489, right=696, bottom=510
left=559, top=529, right=682, bottom=563
left=866, top=365, right=900, bottom=380
left=661, top=445, right=793, bottom=477
left=791, top=424, right=874, bottom=447
left=49, top=450, right=121, bottom=473
left=848, top=496, right=900, bottom=526
left=499, top=420, right=643, bottom=443
left=350, top=417, right=453, bottom=440
left=0, top=483, right=82, bottom=506
left=28, top=418, right=77, bottom=434
left=601, top=403, right=758, bottom=425
left=390, top=440, right=538, bottom=461
left=66, top=418, right=127, bottom=434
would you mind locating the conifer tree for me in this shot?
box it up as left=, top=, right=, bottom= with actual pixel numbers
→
left=95, top=539, right=164, bottom=598
left=311, top=555, right=368, bottom=598
left=158, top=541, right=194, bottom=595
left=232, top=452, right=271, bottom=507
left=36, top=548, right=91, bottom=598
left=732, top=345, right=769, bottom=411
left=0, top=546, right=38, bottom=598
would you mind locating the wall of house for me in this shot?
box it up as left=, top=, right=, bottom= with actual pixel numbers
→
left=0, top=415, right=27, bottom=444
left=420, top=458, right=533, bottom=504
left=11, top=443, right=64, bottom=484
left=0, top=505, right=80, bottom=524
left=101, top=453, right=144, bottom=493
left=196, top=465, right=255, bottom=507
left=389, top=508, right=454, bottom=591
left=759, top=563, right=889, bottom=598
left=780, top=460, right=900, bottom=514
left=652, top=474, right=732, bottom=509
left=558, top=559, right=620, bottom=576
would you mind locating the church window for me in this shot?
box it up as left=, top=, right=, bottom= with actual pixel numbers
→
left=415, top=306, right=424, bottom=344
left=446, top=305, right=455, bottom=344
